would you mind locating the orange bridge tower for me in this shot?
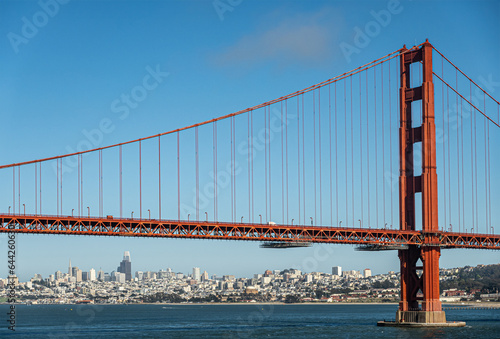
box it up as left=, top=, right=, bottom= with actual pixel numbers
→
left=396, top=40, right=446, bottom=324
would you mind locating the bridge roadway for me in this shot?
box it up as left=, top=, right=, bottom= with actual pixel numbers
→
left=0, top=214, right=498, bottom=250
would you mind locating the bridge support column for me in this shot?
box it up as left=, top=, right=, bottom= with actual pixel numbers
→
left=391, top=40, right=450, bottom=326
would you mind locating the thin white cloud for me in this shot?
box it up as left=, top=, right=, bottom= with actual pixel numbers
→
left=213, top=8, right=341, bottom=69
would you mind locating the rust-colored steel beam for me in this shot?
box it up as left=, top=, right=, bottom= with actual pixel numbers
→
left=420, top=41, right=442, bottom=315
left=0, top=214, right=498, bottom=249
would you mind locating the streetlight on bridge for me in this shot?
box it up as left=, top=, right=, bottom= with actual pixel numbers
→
left=339, top=220, right=342, bottom=228
left=310, top=217, right=313, bottom=226
left=148, top=209, right=151, bottom=219
left=131, top=211, right=134, bottom=219
left=8, top=206, right=11, bottom=214
left=87, top=207, right=90, bottom=217
left=23, top=203, right=25, bottom=215
left=259, top=214, right=262, bottom=224
left=205, top=212, right=208, bottom=222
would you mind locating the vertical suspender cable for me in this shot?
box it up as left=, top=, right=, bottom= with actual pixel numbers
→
left=57, top=159, right=59, bottom=215
left=447, top=86, right=451, bottom=230
left=139, top=140, right=142, bottom=219
left=99, top=150, right=102, bottom=217
left=318, top=89, right=322, bottom=226
left=442, top=59, right=447, bottom=230
left=248, top=113, right=251, bottom=222
left=286, top=100, right=289, bottom=224
left=298, top=96, right=301, bottom=225
left=344, top=79, right=348, bottom=226
left=484, top=94, right=488, bottom=233
left=251, top=110, right=254, bottom=223
left=80, top=154, right=83, bottom=214
left=314, top=90, right=317, bottom=225
left=195, top=126, right=199, bottom=220
left=78, top=155, right=81, bottom=216
left=120, top=146, right=123, bottom=219
left=374, top=67, right=379, bottom=227
left=35, top=163, right=37, bottom=214
left=213, top=122, right=217, bottom=221
left=329, top=84, right=332, bottom=225
left=61, top=159, right=63, bottom=214
left=350, top=76, right=354, bottom=227
left=269, top=107, right=272, bottom=222
left=487, top=117, right=491, bottom=233
left=360, top=72, right=364, bottom=227
left=381, top=63, right=386, bottom=226
left=302, top=95, right=305, bottom=225
left=456, top=69, right=460, bottom=232
left=158, top=136, right=161, bottom=220
left=215, top=121, right=218, bottom=221
left=366, top=71, right=370, bottom=226
left=40, top=162, right=42, bottom=214
left=177, top=132, right=180, bottom=220
left=470, top=83, right=474, bottom=231
left=13, top=167, right=15, bottom=214
left=281, top=101, right=285, bottom=223
left=461, top=97, right=465, bottom=233
left=233, top=116, right=236, bottom=222
left=265, top=107, right=268, bottom=222
left=389, top=60, right=393, bottom=228
left=474, top=86, right=478, bottom=230
left=231, top=116, right=234, bottom=222
left=335, top=83, right=338, bottom=226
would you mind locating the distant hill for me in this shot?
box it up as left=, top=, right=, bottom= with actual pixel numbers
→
left=440, top=264, right=500, bottom=293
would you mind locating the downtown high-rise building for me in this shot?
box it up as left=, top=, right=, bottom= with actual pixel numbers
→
left=98, top=269, right=105, bottom=281
left=193, top=267, right=201, bottom=281
left=72, top=267, right=82, bottom=282
left=332, top=266, right=342, bottom=276
left=117, top=251, right=132, bottom=281
left=89, top=268, right=96, bottom=281
left=201, top=271, right=209, bottom=281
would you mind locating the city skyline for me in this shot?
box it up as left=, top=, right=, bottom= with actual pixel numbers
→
left=3, top=249, right=494, bottom=284
left=1, top=1, right=499, bottom=283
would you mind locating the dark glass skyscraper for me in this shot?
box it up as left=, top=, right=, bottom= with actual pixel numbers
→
left=117, top=251, right=132, bottom=281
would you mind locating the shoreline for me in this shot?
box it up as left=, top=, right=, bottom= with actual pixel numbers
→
left=2, top=301, right=498, bottom=307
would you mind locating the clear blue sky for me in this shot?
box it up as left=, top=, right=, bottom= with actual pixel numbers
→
left=0, top=0, right=499, bottom=281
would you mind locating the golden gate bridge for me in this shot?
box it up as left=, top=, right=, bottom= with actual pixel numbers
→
left=1, top=40, right=499, bottom=326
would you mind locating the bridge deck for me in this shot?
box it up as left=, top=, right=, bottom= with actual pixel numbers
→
left=0, top=214, right=498, bottom=250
